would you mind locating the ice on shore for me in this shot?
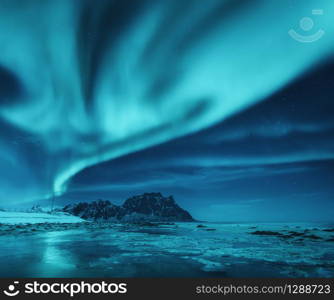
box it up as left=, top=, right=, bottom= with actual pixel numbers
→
left=0, top=220, right=333, bottom=277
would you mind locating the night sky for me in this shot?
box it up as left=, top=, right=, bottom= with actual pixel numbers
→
left=0, top=0, right=333, bottom=222
left=65, top=63, right=334, bottom=222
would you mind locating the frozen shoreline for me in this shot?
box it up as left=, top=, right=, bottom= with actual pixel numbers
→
left=0, top=219, right=333, bottom=277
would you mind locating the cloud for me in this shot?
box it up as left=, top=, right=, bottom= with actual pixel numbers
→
left=67, top=162, right=313, bottom=195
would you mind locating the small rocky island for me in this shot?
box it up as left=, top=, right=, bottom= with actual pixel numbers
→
left=62, top=192, right=194, bottom=222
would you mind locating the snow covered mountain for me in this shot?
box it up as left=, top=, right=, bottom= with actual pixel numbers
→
left=63, top=193, right=194, bottom=222
left=0, top=211, right=84, bottom=224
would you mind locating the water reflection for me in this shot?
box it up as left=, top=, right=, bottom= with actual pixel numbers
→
left=0, top=223, right=333, bottom=277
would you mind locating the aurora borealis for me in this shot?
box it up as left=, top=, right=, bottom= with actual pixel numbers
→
left=0, top=0, right=333, bottom=221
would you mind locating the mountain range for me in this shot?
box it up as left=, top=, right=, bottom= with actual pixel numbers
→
left=62, top=192, right=194, bottom=222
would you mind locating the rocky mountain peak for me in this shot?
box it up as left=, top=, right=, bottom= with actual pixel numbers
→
left=63, top=193, right=194, bottom=222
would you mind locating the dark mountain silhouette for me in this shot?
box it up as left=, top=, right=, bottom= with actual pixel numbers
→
left=63, top=192, right=194, bottom=222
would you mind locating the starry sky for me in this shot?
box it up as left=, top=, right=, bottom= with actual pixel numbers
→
left=0, top=0, right=333, bottom=222
left=64, top=62, right=334, bottom=222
